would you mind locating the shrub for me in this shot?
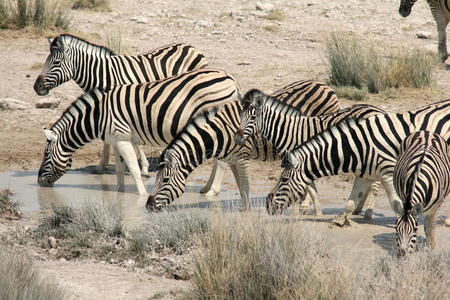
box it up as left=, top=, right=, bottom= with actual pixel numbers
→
left=0, top=0, right=71, bottom=30
left=326, top=32, right=435, bottom=94
left=0, top=187, right=21, bottom=219
left=0, top=250, right=69, bottom=299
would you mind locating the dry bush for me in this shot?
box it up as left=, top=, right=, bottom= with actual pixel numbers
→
left=0, top=250, right=70, bottom=299
left=0, top=187, right=21, bottom=219
left=0, top=0, right=71, bottom=30
left=326, top=32, right=435, bottom=94
left=103, top=26, right=128, bottom=55
left=189, top=213, right=361, bottom=300
left=71, top=0, right=110, bottom=11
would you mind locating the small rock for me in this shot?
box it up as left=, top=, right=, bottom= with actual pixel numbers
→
left=48, top=236, right=57, bottom=248
left=130, top=16, right=148, bottom=24
left=124, top=259, right=135, bottom=267
left=26, top=74, right=30, bottom=78
left=255, top=2, right=274, bottom=11
left=59, top=258, right=67, bottom=263
left=48, top=248, right=58, bottom=257
left=35, top=98, right=60, bottom=109
left=193, top=20, right=211, bottom=28
left=445, top=217, right=450, bottom=227
left=416, top=31, right=432, bottom=39
left=0, top=98, right=30, bottom=111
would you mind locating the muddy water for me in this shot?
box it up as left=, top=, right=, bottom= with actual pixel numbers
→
left=1, top=166, right=449, bottom=257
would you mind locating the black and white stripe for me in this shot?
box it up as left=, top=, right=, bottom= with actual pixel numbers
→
left=235, top=89, right=386, bottom=219
left=37, top=69, right=239, bottom=195
left=394, top=131, right=450, bottom=256
left=146, top=81, right=340, bottom=211
left=399, top=0, right=450, bottom=62
left=267, top=99, right=450, bottom=215
left=33, top=34, right=208, bottom=172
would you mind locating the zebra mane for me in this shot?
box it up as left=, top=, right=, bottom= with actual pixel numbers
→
left=52, top=34, right=116, bottom=56
left=163, top=107, right=220, bottom=156
left=50, top=89, right=103, bottom=133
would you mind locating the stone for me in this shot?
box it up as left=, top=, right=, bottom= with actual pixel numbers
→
left=193, top=20, right=211, bottom=28
left=416, top=31, right=432, bottom=39
left=48, top=236, right=57, bottom=248
left=124, top=259, right=136, bottom=267
left=445, top=217, right=450, bottom=227
left=130, top=16, right=148, bottom=24
left=35, top=98, right=60, bottom=109
left=0, top=98, right=30, bottom=111
left=255, top=2, right=274, bottom=11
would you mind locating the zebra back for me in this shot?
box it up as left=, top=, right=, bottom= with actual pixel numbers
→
left=394, top=131, right=450, bottom=215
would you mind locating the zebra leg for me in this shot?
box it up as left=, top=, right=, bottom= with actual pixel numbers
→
left=135, top=145, right=149, bottom=175
left=432, top=11, right=448, bottom=62
left=230, top=160, right=250, bottom=210
left=200, top=159, right=228, bottom=196
left=381, top=178, right=404, bottom=215
left=114, top=147, right=125, bottom=192
left=96, top=143, right=110, bottom=173
left=354, top=180, right=381, bottom=219
left=115, top=141, right=147, bottom=195
left=305, top=183, right=322, bottom=216
left=424, top=211, right=437, bottom=249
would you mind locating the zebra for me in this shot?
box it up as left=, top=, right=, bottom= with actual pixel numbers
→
left=394, top=131, right=450, bottom=256
left=33, top=34, right=208, bottom=173
left=399, top=0, right=450, bottom=62
left=266, top=98, right=450, bottom=217
left=146, top=82, right=363, bottom=211
left=234, top=89, right=386, bottom=221
left=37, top=69, right=239, bottom=195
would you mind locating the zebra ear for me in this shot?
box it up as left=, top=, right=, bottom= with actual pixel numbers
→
left=254, top=92, right=265, bottom=109
left=283, top=151, right=300, bottom=169
left=47, top=37, right=53, bottom=45
left=411, top=203, right=422, bottom=216
left=44, top=129, right=57, bottom=142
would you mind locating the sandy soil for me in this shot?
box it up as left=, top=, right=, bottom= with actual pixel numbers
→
left=1, top=0, right=450, bottom=299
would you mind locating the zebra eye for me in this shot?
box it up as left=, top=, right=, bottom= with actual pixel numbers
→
left=162, top=177, right=170, bottom=184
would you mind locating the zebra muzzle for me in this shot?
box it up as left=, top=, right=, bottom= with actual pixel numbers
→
left=235, top=129, right=246, bottom=146
left=146, top=195, right=163, bottom=212
left=34, top=75, right=49, bottom=96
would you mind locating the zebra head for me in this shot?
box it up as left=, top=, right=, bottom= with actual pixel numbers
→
left=37, top=129, right=73, bottom=187
left=235, top=89, right=267, bottom=146
left=146, top=149, right=185, bottom=211
left=396, top=203, right=421, bottom=257
left=266, top=151, right=309, bottom=215
left=399, top=0, right=418, bottom=17
left=34, top=37, right=75, bottom=96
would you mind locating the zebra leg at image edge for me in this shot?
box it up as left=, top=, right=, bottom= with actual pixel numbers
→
left=96, top=143, right=111, bottom=173
left=230, top=161, right=250, bottom=210
left=433, top=12, right=449, bottom=62
left=424, top=211, right=437, bottom=249
left=199, top=159, right=228, bottom=196
left=115, top=141, right=147, bottom=195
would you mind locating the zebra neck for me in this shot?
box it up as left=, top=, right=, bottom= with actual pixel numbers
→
left=260, top=103, right=323, bottom=153
left=72, top=48, right=114, bottom=92
left=51, top=95, right=102, bottom=153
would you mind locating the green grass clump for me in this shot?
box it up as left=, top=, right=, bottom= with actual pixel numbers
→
left=0, top=0, right=71, bottom=30
left=326, top=32, right=435, bottom=94
left=0, top=250, right=70, bottom=299
left=71, top=0, right=110, bottom=11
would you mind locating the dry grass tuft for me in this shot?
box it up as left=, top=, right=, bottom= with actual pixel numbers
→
left=103, top=26, right=128, bottom=55
left=326, top=32, right=435, bottom=94
left=261, top=9, right=284, bottom=21
left=71, top=0, right=110, bottom=11
left=0, top=187, right=21, bottom=219
left=0, top=0, right=71, bottom=30
left=0, top=250, right=70, bottom=299
left=333, top=85, right=368, bottom=101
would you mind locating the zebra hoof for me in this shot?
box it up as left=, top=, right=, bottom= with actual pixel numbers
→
left=204, top=189, right=220, bottom=197
left=363, top=209, right=373, bottom=220
left=199, top=186, right=211, bottom=194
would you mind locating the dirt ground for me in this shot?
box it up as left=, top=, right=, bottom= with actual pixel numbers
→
left=1, top=0, right=450, bottom=299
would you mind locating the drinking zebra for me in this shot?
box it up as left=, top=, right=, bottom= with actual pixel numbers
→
left=394, top=131, right=450, bottom=256
left=146, top=84, right=380, bottom=212
left=399, top=0, right=450, bottom=62
left=234, top=89, right=386, bottom=221
left=34, top=34, right=208, bottom=173
left=266, top=99, right=450, bottom=218
left=37, top=69, right=239, bottom=195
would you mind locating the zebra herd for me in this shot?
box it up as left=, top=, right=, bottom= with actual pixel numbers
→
left=35, top=1, right=450, bottom=257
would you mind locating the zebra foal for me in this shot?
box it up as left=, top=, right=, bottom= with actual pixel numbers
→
left=37, top=69, right=239, bottom=195
left=266, top=99, right=450, bottom=217
left=33, top=34, right=208, bottom=173
left=399, top=0, right=450, bottom=62
left=394, top=131, right=450, bottom=256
